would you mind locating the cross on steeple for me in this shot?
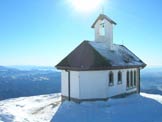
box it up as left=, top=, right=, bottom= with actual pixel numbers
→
left=101, top=6, right=104, bottom=14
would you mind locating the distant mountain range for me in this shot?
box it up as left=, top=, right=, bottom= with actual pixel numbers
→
left=0, top=66, right=61, bottom=100
left=0, top=66, right=10, bottom=71
left=0, top=65, right=162, bottom=100
left=141, top=66, right=162, bottom=95
left=4, top=65, right=57, bottom=71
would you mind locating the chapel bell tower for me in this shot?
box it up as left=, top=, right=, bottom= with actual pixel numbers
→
left=91, top=14, right=117, bottom=50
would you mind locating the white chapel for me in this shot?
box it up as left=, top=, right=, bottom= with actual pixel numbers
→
left=56, top=14, right=146, bottom=102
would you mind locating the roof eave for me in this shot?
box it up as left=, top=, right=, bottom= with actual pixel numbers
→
left=56, top=64, right=146, bottom=71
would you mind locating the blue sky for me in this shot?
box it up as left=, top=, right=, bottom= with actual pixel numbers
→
left=0, top=0, right=162, bottom=66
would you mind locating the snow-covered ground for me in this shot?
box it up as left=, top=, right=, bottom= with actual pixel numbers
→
left=0, top=93, right=61, bottom=122
left=1, top=93, right=162, bottom=122
left=52, top=93, right=162, bottom=122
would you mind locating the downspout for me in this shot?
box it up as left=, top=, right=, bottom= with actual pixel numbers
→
left=67, top=70, right=71, bottom=101
left=137, top=68, right=140, bottom=94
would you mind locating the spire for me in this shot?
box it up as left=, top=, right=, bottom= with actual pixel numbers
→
left=101, top=6, right=104, bottom=14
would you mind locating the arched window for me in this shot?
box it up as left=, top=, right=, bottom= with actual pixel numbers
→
left=126, top=71, right=129, bottom=88
left=130, top=71, right=133, bottom=87
left=109, top=71, right=114, bottom=86
left=134, top=71, right=136, bottom=86
left=118, top=71, right=122, bottom=84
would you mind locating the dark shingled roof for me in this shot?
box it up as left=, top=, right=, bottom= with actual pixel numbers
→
left=91, top=14, right=117, bottom=28
left=56, top=41, right=146, bottom=71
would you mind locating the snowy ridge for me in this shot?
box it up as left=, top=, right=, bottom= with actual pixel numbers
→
left=0, top=93, right=61, bottom=122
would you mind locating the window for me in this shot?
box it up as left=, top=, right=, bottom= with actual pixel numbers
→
left=109, top=71, right=114, bottom=86
left=118, top=71, right=122, bottom=84
left=134, top=71, right=136, bottom=86
left=99, top=20, right=105, bottom=36
left=130, top=71, right=133, bottom=87
left=126, top=71, right=129, bottom=88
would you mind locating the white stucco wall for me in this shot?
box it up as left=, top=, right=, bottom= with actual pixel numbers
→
left=70, top=71, right=80, bottom=99
left=61, top=68, right=138, bottom=100
left=107, top=69, right=126, bottom=97
left=106, top=69, right=137, bottom=97
left=104, top=19, right=113, bottom=49
left=79, top=71, right=108, bottom=99
left=61, top=70, right=68, bottom=97
left=61, top=70, right=80, bottom=99
left=94, top=19, right=113, bottom=49
left=79, top=68, right=138, bottom=99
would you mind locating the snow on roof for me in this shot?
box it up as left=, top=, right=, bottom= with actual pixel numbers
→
left=89, top=41, right=145, bottom=67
